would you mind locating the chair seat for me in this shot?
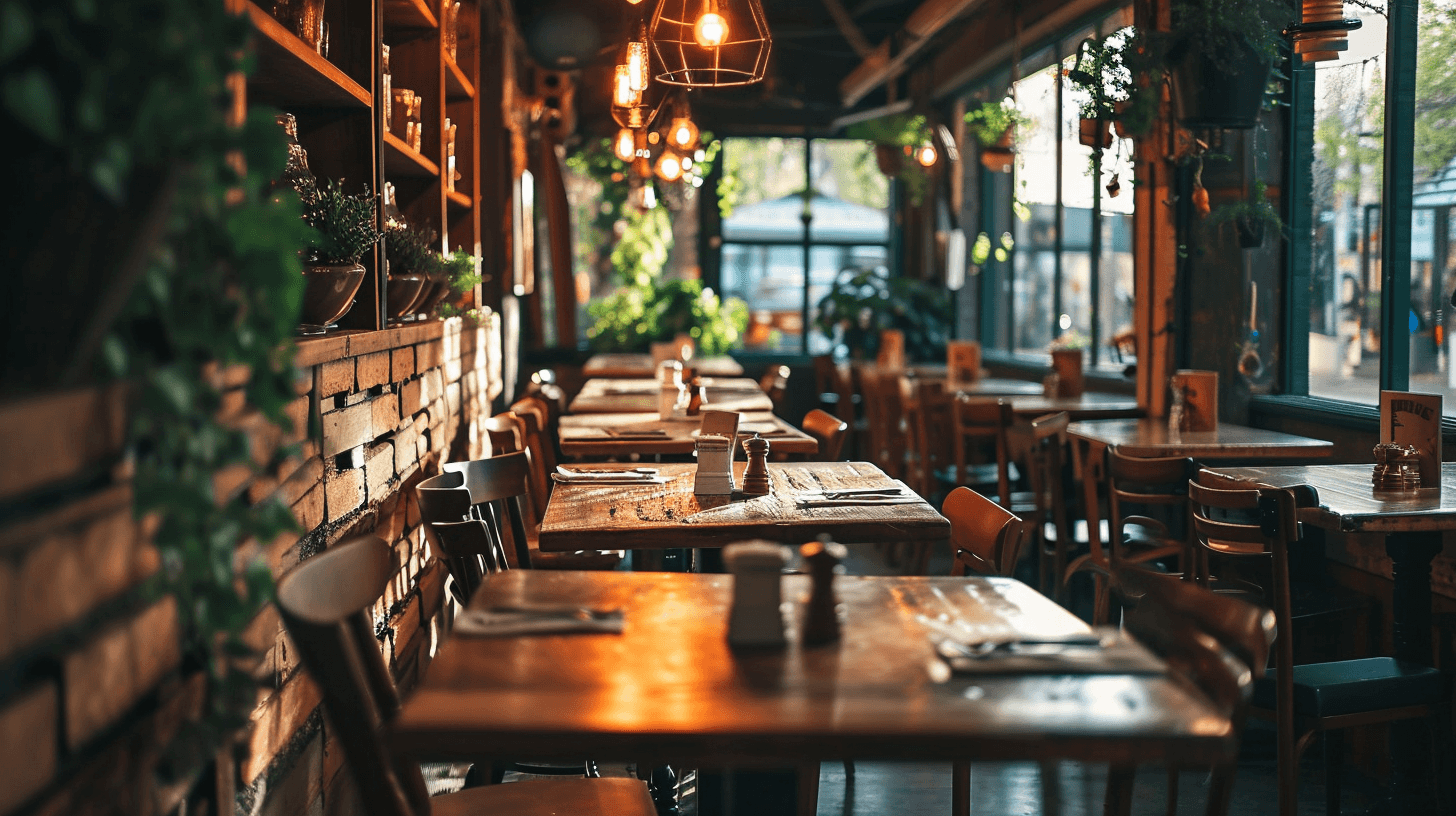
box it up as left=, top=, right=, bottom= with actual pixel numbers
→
left=1253, top=657, right=1448, bottom=718
left=433, top=776, right=656, bottom=816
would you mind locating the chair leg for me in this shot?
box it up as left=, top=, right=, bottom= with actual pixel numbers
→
left=1040, top=760, right=1061, bottom=816
left=796, top=761, right=819, bottom=816
left=1104, top=764, right=1134, bottom=816
left=952, top=761, right=971, bottom=816
left=1324, top=730, right=1343, bottom=816
left=1164, top=767, right=1179, bottom=816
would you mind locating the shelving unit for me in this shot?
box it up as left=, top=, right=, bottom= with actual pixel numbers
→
left=240, top=0, right=482, bottom=331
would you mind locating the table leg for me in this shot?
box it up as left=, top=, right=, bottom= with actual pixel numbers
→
left=1075, top=440, right=1106, bottom=599
left=1383, top=530, right=1442, bottom=814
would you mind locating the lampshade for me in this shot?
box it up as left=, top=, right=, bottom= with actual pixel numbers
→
left=648, top=0, right=771, bottom=87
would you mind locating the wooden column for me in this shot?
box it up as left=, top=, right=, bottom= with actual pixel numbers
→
left=1132, top=0, right=1177, bottom=418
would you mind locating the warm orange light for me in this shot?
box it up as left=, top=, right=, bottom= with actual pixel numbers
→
left=669, top=116, right=699, bottom=149
left=694, top=11, right=728, bottom=47
left=613, top=65, right=641, bottom=108
left=614, top=128, right=636, bottom=161
left=627, top=40, right=650, bottom=92
left=656, top=152, right=683, bottom=182
left=917, top=143, right=937, bottom=167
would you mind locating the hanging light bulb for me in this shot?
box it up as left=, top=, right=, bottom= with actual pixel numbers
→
left=627, top=26, right=650, bottom=91
left=613, top=64, right=641, bottom=108
left=917, top=143, right=937, bottom=167
left=656, top=151, right=683, bottom=182
left=643, top=184, right=658, bottom=208
left=669, top=116, right=699, bottom=150
left=614, top=128, right=636, bottom=161
left=681, top=156, right=693, bottom=170
left=693, top=0, right=728, bottom=47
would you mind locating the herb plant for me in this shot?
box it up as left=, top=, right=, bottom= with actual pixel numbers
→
left=302, top=179, right=381, bottom=265
left=964, top=100, right=1029, bottom=148
left=383, top=223, right=441, bottom=276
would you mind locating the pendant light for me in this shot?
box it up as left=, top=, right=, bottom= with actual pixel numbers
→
left=614, top=127, right=637, bottom=161
left=656, top=151, right=684, bottom=182
left=648, top=0, right=771, bottom=87
left=665, top=93, right=700, bottom=150
left=626, top=23, right=651, bottom=91
left=613, top=64, right=642, bottom=108
left=916, top=143, right=937, bottom=167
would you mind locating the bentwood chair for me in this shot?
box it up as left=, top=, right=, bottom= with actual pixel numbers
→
left=1188, top=478, right=1448, bottom=816
left=799, top=408, right=849, bottom=462
left=1102, top=565, right=1276, bottom=816
left=275, top=536, right=653, bottom=816
left=758, top=364, right=791, bottom=410
left=943, top=486, right=1027, bottom=578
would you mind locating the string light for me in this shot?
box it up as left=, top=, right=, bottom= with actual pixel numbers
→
left=613, top=64, right=641, bottom=108
left=615, top=128, right=636, bottom=161
left=656, top=151, right=683, bottom=181
left=916, top=143, right=937, bottom=167
left=669, top=115, right=699, bottom=150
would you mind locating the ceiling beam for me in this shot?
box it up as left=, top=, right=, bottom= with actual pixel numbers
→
left=838, top=0, right=989, bottom=107
left=820, top=0, right=876, bottom=57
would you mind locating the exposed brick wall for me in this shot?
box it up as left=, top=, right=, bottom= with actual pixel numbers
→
left=0, top=313, right=502, bottom=816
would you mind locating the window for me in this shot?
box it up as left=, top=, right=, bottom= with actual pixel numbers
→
left=964, top=14, right=1137, bottom=368
left=1296, top=0, right=1456, bottom=414
left=717, top=137, right=890, bottom=354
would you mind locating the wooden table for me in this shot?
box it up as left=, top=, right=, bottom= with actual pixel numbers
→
left=1006, top=393, right=1142, bottom=420
left=583, top=353, right=744, bottom=378
left=538, top=461, right=948, bottom=553
left=1067, top=419, right=1334, bottom=576
left=1200, top=462, right=1452, bottom=811
left=569, top=377, right=774, bottom=414
left=558, top=411, right=818, bottom=458
left=392, top=571, right=1233, bottom=772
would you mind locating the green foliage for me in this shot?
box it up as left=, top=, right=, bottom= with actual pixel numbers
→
left=444, top=249, right=481, bottom=293
left=2, top=0, right=317, bottom=757
left=970, top=231, right=1015, bottom=265
left=964, top=100, right=1028, bottom=147
left=844, top=113, right=930, bottom=147
left=1167, top=0, right=1295, bottom=66
left=1206, top=180, right=1284, bottom=232
left=610, top=205, right=674, bottom=284
left=1416, top=0, right=1456, bottom=179
left=1066, top=37, right=1132, bottom=121
left=813, top=267, right=950, bottom=361
left=302, top=179, right=380, bottom=264
left=384, top=223, right=441, bottom=276
left=586, top=278, right=747, bottom=355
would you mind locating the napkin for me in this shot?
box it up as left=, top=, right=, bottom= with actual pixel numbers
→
left=795, top=495, right=922, bottom=508
left=933, top=629, right=1165, bottom=675
left=454, top=606, right=624, bottom=637
left=604, top=427, right=668, bottom=438
left=553, top=466, right=665, bottom=485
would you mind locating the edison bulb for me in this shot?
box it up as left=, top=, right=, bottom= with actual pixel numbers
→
left=626, top=41, right=649, bottom=92
left=614, top=128, right=636, bottom=161
left=613, top=65, right=640, bottom=108
left=656, top=152, right=683, bottom=182
left=694, top=12, right=727, bottom=47
left=681, top=156, right=693, bottom=170
left=669, top=116, right=699, bottom=149
left=916, top=143, right=937, bottom=167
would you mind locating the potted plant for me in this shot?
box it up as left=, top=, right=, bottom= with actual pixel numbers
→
left=1206, top=180, right=1284, bottom=248
left=1065, top=38, right=1126, bottom=149
left=963, top=100, right=1028, bottom=173
left=382, top=223, right=437, bottom=320
left=813, top=266, right=950, bottom=362
left=1048, top=330, right=1089, bottom=398
left=432, top=250, right=482, bottom=316
left=844, top=114, right=935, bottom=204
left=299, top=179, right=382, bottom=332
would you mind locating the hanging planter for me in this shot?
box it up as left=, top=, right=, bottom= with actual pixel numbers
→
left=1078, top=118, right=1113, bottom=149
left=964, top=100, right=1025, bottom=174
left=1167, top=38, right=1273, bottom=130
left=874, top=143, right=904, bottom=176
left=1235, top=217, right=1267, bottom=249
left=979, top=131, right=1015, bottom=173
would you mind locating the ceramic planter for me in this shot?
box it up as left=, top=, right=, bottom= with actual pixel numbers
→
left=1078, top=118, right=1112, bottom=149
left=979, top=129, right=1015, bottom=173
left=1169, top=39, right=1273, bottom=130
left=413, top=272, right=452, bottom=317
left=386, top=272, right=427, bottom=320
left=299, top=262, right=366, bottom=333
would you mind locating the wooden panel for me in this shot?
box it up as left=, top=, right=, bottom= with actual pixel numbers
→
left=392, top=571, right=1233, bottom=767
left=538, top=461, right=948, bottom=551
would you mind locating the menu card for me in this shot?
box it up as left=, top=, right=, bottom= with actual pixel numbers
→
left=1170, top=370, right=1218, bottom=432
left=877, top=330, right=905, bottom=369
left=1380, top=390, right=1442, bottom=485
left=947, top=340, right=982, bottom=385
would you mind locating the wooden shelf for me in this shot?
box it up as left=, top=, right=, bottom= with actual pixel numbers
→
left=444, top=54, right=475, bottom=100
left=243, top=1, right=371, bottom=108
left=384, top=0, right=437, bottom=30
left=384, top=131, right=440, bottom=177
left=446, top=189, right=471, bottom=209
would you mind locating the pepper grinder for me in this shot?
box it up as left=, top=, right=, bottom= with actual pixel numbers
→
left=800, top=537, right=847, bottom=644
left=741, top=434, right=771, bottom=496
left=723, top=540, right=790, bottom=647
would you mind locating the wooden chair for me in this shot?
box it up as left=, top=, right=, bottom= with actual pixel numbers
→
left=1187, top=478, right=1449, bottom=816
left=1062, top=451, right=1196, bottom=624
left=1020, top=412, right=1082, bottom=600
left=856, top=365, right=911, bottom=480
left=799, top=408, right=848, bottom=462
left=275, top=536, right=653, bottom=816
left=1102, top=564, right=1277, bottom=816
left=416, top=470, right=493, bottom=604
left=758, top=364, right=791, bottom=410
left=943, top=486, right=1026, bottom=578
left=944, top=395, right=1016, bottom=506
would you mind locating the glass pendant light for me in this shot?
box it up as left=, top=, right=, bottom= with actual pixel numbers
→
left=615, top=128, right=637, bottom=161
left=916, top=143, right=937, bottom=167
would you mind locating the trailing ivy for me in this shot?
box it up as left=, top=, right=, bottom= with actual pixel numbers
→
left=4, top=0, right=315, bottom=765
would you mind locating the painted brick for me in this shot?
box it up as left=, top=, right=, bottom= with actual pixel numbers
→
left=213, top=461, right=252, bottom=504
left=293, top=482, right=326, bottom=531
left=390, top=346, right=416, bottom=382
left=418, top=559, right=447, bottom=620
left=355, top=351, right=391, bottom=391
left=64, top=597, right=180, bottom=749
left=320, top=400, right=372, bottom=458
left=0, top=683, right=57, bottom=815
left=279, top=456, right=324, bottom=507
left=371, top=390, right=400, bottom=436
left=245, top=671, right=324, bottom=785
left=324, top=467, right=365, bottom=522
left=399, top=377, right=424, bottom=417
left=443, top=355, right=462, bottom=382
left=15, top=531, right=85, bottom=654
left=253, top=731, right=324, bottom=816
left=319, top=359, right=354, bottom=397
left=365, top=443, right=395, bottom=501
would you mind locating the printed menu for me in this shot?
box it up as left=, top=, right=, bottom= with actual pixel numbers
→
left=1379, top=390, right=1442, bottom=485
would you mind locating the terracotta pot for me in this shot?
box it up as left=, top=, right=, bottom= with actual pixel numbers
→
left=980, top=146, right=1014, bottom=173
left=874, top=144, right=903, bottom=177
left=386, top=272, right=427, bottom=319
left=300, top=262, right=366, bottom=331
left=1078, top=118, right=1112, bottom=149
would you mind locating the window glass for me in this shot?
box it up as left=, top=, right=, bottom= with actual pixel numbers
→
left=1415, top=0, right=1456, bottom=411
left=1012, top=63, right=1061, bottom=355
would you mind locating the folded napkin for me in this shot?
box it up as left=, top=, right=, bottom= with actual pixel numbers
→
left=553, top=466, right=665, bottom=485
left=454, top=606, right=624, bottom=637
left=934, top=628, right=1165, bottom=676
left=795, top=495, right=922, bottom=508
left=604, top=427, right=668, bottom=437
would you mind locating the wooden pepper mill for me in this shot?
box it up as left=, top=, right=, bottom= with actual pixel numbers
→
left=801, top=537, right=847, bottom=644
left=741, top=434, right=771, bottom=495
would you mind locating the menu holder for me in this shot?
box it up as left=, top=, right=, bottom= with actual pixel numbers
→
left=1380, top=390, right=1442, bottom=486
left=877, top=329, right=906, bottom=369
left=947, top=340, right=983, bottom=385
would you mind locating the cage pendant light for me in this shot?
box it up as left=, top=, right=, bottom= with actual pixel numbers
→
left=649, top=0, right=771, bottom=87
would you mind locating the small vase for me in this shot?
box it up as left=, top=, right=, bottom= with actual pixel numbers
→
left=1050, top=348, right=1084, bottom=398
left=386, top=272, right=427, bottom=321
left=299, top=262, right=365, bottom=334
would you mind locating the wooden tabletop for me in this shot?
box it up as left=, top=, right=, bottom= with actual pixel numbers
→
left=539, top=461, right=949, bottom=552
left=1007, top=393, right=1142, bottom=420
left=558, top=411, right=818, bottom=457
left=1203, top=463, right=1456, bottom=534
left=569, top=377, right=774, bottom=414
left=1066, top=419, right=1334, bottom=460
left=583, top=353, right=745, bottom=378
left=390, top=571, right=1234, bottom=767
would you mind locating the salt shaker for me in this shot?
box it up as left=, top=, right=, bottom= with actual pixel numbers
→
left=741, top=435, right=771, bottom=496
left=694, top=434, right=735, bottom=495
left=723, top=540, right=790, bottom=647
left=657, top=360, right=684, bottom=419
left=800, top=537, right=847, bottom=645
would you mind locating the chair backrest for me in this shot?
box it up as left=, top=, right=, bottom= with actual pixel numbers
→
left=480, top=411, right=549, bottom=526
left=856, top=365, right=911, bottom=478
left=511, top=393, right=560, bottom=481
left=950, top=396, right=1014, bottom=505
left=442, top=450, right=535, bottom=570
left=800, top=408, right=849, bottom=462
left=876, top=329, right=905, bottom=368
left=946, top=340, right=982, bottom=385
left=944, top=486, right=1026, bottom=577
left=482, top=412, right=524, bottom=457
left=758, top=364, right=791, bottom=408
left=275, top=536, right=430, bottom=816
left=1106, top=450, right=1198, bottom=568
left=416, top=471, right=472, bottom=524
